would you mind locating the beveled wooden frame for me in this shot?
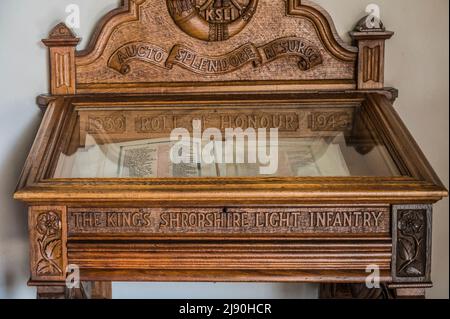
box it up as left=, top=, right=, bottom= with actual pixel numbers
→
left=15, top=92, right=447, bottom=205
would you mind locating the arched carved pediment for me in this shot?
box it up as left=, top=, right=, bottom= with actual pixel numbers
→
left=47, top=0, right=361, bottom=93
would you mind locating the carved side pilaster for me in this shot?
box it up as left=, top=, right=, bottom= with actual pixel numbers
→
left=392, top=205, right=432, bottom=284
left=42, top=23, right=80, bottom=95
left=31, top=281, right=94, bottom=299
left=350, top=16, right=393, bottom=89
left=36, top=286, right=67, bottom=299
left=29, top=206, right=67, bottom=282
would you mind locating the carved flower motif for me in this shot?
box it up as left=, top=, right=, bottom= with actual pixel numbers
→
left=398, top=210, right=424, bottom=236
left=36, top=212, right=61, bottom=236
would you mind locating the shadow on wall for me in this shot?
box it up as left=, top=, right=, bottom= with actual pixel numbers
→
left=0, top=111, right=43, bottom=299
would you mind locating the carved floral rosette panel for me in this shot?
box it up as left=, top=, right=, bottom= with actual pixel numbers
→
left=73, top=0, right=357, bottom=91
left=29, top=207, right=67, bottom=281
left=392, top=205, right=432, bottom=283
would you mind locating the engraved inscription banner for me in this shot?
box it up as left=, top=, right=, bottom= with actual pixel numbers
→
left=309, top=112, right=352, bottom=132
left=134, top=111, right=300, bottom=133
left=108, top=42, right=169, bottom=74
left=260, top=37, right=323, bottom=71
left=78, top=108, right=354, bottom=145
left=87, top=115, right=126, bottom=134
left=68, top=207, right=390, bottom=236
left=107, top=37, right=323, bottom=75
left=166, top=43, right=261, bottom=75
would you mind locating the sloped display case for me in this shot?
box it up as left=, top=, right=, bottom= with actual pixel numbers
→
left=14, top=0, right=447, bottom=299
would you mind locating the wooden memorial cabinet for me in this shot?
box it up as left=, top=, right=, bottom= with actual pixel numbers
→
left=15, top=0, right=447, bottom=299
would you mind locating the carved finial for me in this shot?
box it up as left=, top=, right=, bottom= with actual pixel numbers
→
left=48, top=23, right=77, bottom=39
left=354, top=15, right=386, bottom=32
left=42, top=23, right=80, bottom=94
left=43, top=23, right=80, bottom=47
left=350, top=11, right=394, bottom=90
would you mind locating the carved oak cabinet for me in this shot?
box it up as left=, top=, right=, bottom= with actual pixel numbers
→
left=14, top=0, right=447, bottom=299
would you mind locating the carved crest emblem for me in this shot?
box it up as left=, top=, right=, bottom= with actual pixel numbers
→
left=167, top=0, right=259, bottom=41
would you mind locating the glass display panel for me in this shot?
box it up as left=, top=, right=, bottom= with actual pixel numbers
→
left=52, top=105, right=401, bottom=178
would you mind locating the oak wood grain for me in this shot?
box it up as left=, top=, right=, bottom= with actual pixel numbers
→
left=14, top=0, right=448, bottom=299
